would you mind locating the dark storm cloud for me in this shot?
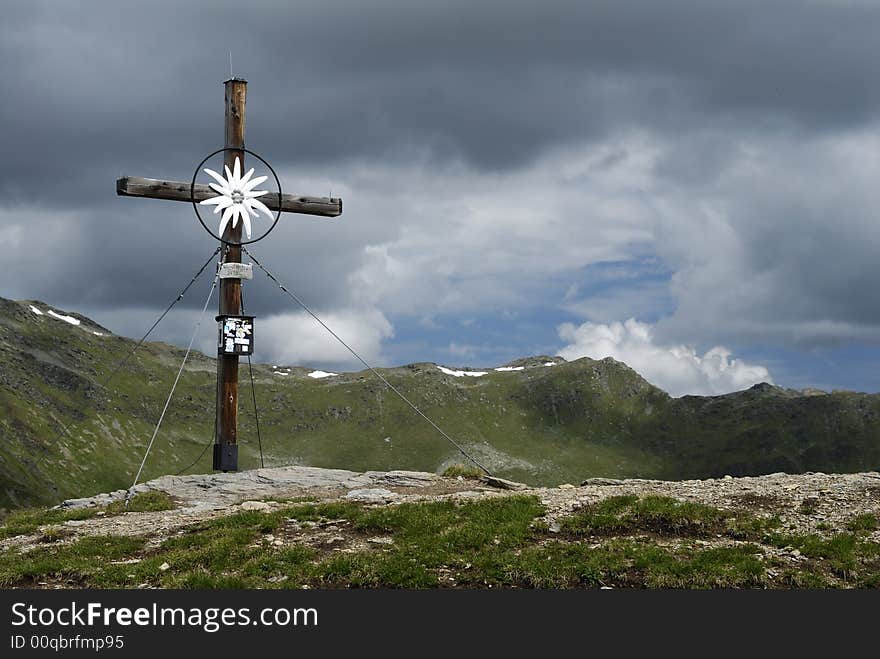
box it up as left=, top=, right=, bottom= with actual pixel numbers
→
left=653, top=130, right=880, bottom=350
left=5, top=0, right=880, bottom=206
left=4, top=0, right=880, bottom=362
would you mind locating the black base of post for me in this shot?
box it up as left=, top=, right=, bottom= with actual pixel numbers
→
left=213, top=444, right=238, bottom=472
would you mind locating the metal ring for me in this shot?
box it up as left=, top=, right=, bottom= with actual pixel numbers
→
left=190, top=147, right=283, bottom=246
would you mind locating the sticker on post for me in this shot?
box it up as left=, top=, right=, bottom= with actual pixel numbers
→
left=217, top=314, right=255, bottom=355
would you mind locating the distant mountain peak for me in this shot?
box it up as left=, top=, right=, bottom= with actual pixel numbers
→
left=7, top=297, right=112, bottom=335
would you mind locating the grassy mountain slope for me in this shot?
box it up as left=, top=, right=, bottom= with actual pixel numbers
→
left=1, top=297, right=879, bottom=509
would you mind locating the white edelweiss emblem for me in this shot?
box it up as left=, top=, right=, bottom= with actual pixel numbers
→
left=199, top=157, right=272, bottom=239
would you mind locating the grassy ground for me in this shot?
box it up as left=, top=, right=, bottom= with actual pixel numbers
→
left=1, top=494, right=877, bottom=589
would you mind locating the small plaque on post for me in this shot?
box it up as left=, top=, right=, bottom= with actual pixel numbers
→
left=217, top=315, right=255, bottom=355
left=218, top=263, right=254, bottom=280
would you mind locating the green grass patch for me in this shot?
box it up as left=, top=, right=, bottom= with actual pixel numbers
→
left=355, top=496, right=542, bottom=552
left=507, top=540, right=767, bottom=589
left=0, top=535, right=146, bottom=586
left=442, top=464, right=485, bottom=480
left=725, top=514, right=782, bottom=539
left=0, top=507, right=98, bottom=540
left=506, top=542, right=630, bottom=588
left=0, top=496, right=547, bottom=589
left=106, top=491, right=177, bottom=514
left=561, top=495, right=766, bottom=538
left=768, top=532, right=880, bottom=584
left=845, top=514, right=878, bottom=534
left=1, top=494, right=876, bottom=589
left=155, top=502, right=365, bottom=588
left=338, top=495, right=546, bottom=587
left=641, top=544, right=767, bottom=588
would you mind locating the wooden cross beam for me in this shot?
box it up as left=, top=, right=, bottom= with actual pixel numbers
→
left=116, top=178, right=342, bottom=218
left=115, top=78, right=343, bottom=473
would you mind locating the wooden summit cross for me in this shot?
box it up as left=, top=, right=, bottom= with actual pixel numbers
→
left=116, top=78, right=342, bottom=472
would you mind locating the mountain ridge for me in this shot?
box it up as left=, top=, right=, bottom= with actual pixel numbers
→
left=2, top=296, right=879, bottom=510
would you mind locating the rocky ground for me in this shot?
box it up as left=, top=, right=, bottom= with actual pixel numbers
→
left=3, top=467, right=878, bottom=554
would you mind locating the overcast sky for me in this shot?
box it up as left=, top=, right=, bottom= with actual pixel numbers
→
left=4, top=0, right=880, bottom=396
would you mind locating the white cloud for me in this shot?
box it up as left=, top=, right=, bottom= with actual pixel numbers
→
left=557, top=318, right=772, bottom=397
left=258, top=307, right=393, bottom=369
left=346, top=136, right=657, bottom=317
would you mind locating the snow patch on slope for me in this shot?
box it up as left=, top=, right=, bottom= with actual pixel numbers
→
left=47, top=310, right=80, bottom=326
left=308, top=370, right=338, bottom=379
left=437, top=366, right=487, bottom=377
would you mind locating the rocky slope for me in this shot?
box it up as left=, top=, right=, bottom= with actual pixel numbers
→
left=51, top=466, right=880, bottom=544
left=1, top=467, right=878, bottom=589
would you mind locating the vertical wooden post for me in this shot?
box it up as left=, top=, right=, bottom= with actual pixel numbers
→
left=214, top=77, right=247, bottom=472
